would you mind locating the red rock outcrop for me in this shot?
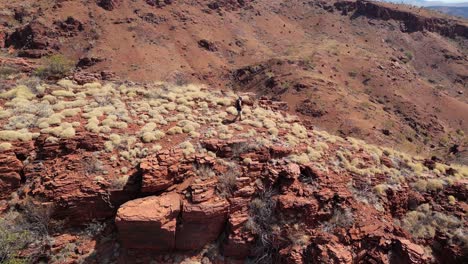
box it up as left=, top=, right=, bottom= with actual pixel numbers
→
left=23, top=133, right=138, bottom=224
left=146, top=0, right=173, bottom=8
left=222, top=210, right=255, bottom=259
left=115, top=193, right=181, bottom=250
left=393, top=238, right=428, bottom=264
left=176, top=198, right=229, bottom=250
left=307, top=234, right=353, bottom=264
left=141, top=149, right=217, bottom=193
left=0, top=57, right=35, bottom=73
left=207, top=0, right=252, bottom=11
left=97, top=0, right=121, bottom=11
left=5, top=17, right=85, bottom=58
left=34, top=133, right=102, bottom=159
left=25, top=154, right=127, bottom=224
left=0, top=151, right=23, bottom=199
left=334, top=0, right=468, bottom=39
left=5, top=20, right=55, bottom=58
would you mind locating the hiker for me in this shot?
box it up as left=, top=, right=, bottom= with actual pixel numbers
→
left=449, top=144, right=459, bottom=155
left=235, top=96, right=243, bottom=121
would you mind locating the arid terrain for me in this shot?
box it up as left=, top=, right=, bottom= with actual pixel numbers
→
left=0, top=0, right=467, bottom=264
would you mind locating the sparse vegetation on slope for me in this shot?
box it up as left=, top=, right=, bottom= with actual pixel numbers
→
left=0, top=78, right=465, bottom=263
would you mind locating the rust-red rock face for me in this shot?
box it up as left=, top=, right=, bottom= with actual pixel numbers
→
left=115, top=193, right=181, bottom=250
left=141, top=149, right=216, bottom=193
left=23, top=133, right=138, bottom=224
left=5, top=20, right=55, bottom=58
left=222, top=210, right=255, bottom=259
left=307, top=234, right=353, bottom=264
left=34, top=133, right=103, bottom=159
left=0, top=152, right=23, bottom=199
left=140, top=155, right=173, bottom=193
left=97, top=0, right=121, bottom=11
left=176, top=198, right=229, bottom=250
left=333, top=0, right=468, bottom=39
left=393, top=239, right=428, bottom=264
left=26, top=154, right=116, bottom=223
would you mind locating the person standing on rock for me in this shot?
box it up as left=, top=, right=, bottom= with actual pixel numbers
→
left=235, top=96, right=243, bottom=121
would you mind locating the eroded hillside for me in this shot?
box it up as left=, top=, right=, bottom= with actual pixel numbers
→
left=0, top=0, right=467, bottom=161
left=0, top=79, right=466, bottom=263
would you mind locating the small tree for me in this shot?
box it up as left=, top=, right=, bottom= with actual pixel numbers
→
left=0, top=198, right=55, bottom=263
left=36, top=55, right=73, bottom=79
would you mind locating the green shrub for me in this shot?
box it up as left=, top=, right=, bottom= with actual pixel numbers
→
left=246, top=188, right=278, bottom=263
left=35, top=55, right=73, bottom=79
left=0, top=199, right=55, bottom=263
left=401, top=204, right=464, bottom=246
left=348, top=71, right=358, bottom=78
left=402, top=51, right=414, bottom=63
left=0, top=213, right=32, bottom=263
left=217, top=165, right=238, bottom=198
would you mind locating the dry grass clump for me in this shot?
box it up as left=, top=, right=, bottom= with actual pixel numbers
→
left=412, top=178, right=445, bottom=192
left=178, top=120, right=201, bottom=133
left=167, top=126, right=183, bottom=135
left=241, top=119, right=263, bottom=128
left=448, top=195, right=456, bottom=205
left=0, top=130, right=39, bottom=142
left=217, top=164, right=239, bottom=198
left=374, top=184, right=389, bottom=196
left=195, top=165, right=216, bottom=180
left=51, top=90, right=75, bottom=97
left=0, top=109, right=12, bottom=119
left=83, top=82, right=102, bottom=90
left=323, top=208, right=354, bottom=232
left=217, top=124, right=234, bottom=140
left=37, top=113, right=64, bottom=128
left=180, top=141, right=195, bottom=156
left=52, top=99, right=87, bottom=111
left=287, top=134, right=327, bottom=163
left=104, top=141, right=114, bottom=152
left=426, top=179, right=444, bottom=191
left=110, top=175, right=130, bottom=190
left=57, top=79, right=78, bottom=89
left=408, top=162, right=425, bottom=174
left=0, top=85, right=35, bottom=100
left=287, top=225, right=311, bottom=247
left=41, top=123, right=76, bottom=139
left=141, top=130, right=165, bottom=143
left=401, top=204, right=465, bottom=245
left=262, top=118, right=276, bottom=129
left=0, top=142, right=12, bottom=151
left=243, top=157, right=252, bottom=164
left=214, top=97, right=232, bottom=106
left=291, top=123, right=308, bottom=139
left=289, top=153, right=310, bottom=165
left=85, top=117, right=100, bottom=133
left=4, top=114, right=36, bottom=130
left=226, top=106, right=238, bottom=115
left=60, top=108, right=81, bottom=117
left=333, top=149, right=384, bottom=178
left=313, top=129, right=343, bottom=144
left=268, top=127, right=279, bottom=136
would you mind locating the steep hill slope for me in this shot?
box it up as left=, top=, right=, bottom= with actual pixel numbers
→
left=428, top=6, right=468, bottom=18
left=0, top=0, right=467, bottom=162
left=0, top=79, right=466, bottom=263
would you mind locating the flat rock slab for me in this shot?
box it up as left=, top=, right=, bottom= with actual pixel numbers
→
left=116, top=193, right=181, bottom=250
